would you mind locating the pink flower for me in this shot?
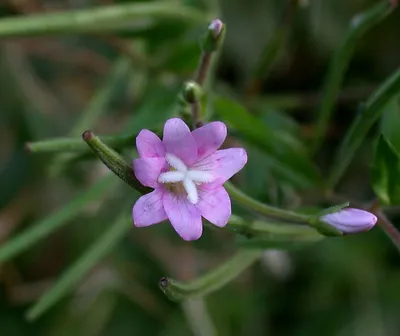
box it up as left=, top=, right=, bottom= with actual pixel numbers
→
left=320, top=208, right=377, bottom=234
left=132, top=118, right=247, bottom=241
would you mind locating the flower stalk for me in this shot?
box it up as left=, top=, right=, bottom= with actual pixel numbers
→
left=196, top=19, right=225, bottom=86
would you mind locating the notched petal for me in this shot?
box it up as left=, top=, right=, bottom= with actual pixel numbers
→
left=192, top=121, right=227, bottom=160
left=163, top=192, right=202, bottom=241
left=133, top=190, right=167, bottom=227
left=136, top=129, right=165, bottom=158
left=163, top=118, right=197, bottom=166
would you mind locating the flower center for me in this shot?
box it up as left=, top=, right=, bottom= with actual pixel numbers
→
left=158, top=153, right=214, bottom=204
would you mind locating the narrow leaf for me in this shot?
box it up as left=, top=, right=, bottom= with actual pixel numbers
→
left=0, top=3, right=206, bottom=37
left=329, top=67, right=400, bottom=188
left=0, top=175, right=117, bottom=264
left=26, top=213, right=131, bottom=320
left=371, top=135, right=400, bottom=205
left=215, top=97, right=320, bottom=188
left=312, top=1, right=395, bottom=153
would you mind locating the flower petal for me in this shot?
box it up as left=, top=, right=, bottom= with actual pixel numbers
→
left=192, top=121, right=227, bottom=160
left=196, top=186, right=231, bottom=227
left=136, top=129, right=165, bottom=158
left=133, top=157, right=166, bottom=188
left=162, top=118, right=197, bottom=166
left=133, top=189, right=167, bottom=227
left=163, top=192, right=202, bottom=241
left=193, top=148, right=247, bottom=185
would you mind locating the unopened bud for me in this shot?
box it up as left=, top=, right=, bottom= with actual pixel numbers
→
left=201, top=18, right=225, bottom=53
left=320, top=208, right=377, bottom=234
left=182, top=81, right=202, bottom=104
left=208, top=19, right=223, bottom=38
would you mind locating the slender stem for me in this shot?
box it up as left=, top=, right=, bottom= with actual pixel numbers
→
left=0, top=3, right=206, bottom=37
left=83, top=130, right=150, bottom=194
left=191, top=101, right=202, bottom=129
left=190, top=19, right=225, bottom=127
left=26, top=133, right=138, bottom=153
left=159, top=250, right=261, bottom=301
left=311, top=1, right=395, bottom=154
left=328, top=67, right=400, bottom=189
left=369, top=200, right=400, bottom=254
left=224, top=182, right=310, bottom=223
left=195, top=52, right=212, bottom=87
left=227, top=215, right=322, bottom=238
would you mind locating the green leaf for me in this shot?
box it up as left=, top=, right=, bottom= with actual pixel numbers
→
left=26, top=133, right=139, bottom=154
left=26, top=213, right=131, bottom=321
left=380, top=96, right=400, bottom=152
left=0, top=175, right=117, bottom=264
left=371, top=135, right=400, bottom=205
left=312, top=1, right=396, bottom=153
left=215, top=97, right=320, bottom=188
left=124, top=85, right=180, bottom=134
left=329, top=67, right=400, bottom=188
left=0, top=3, right=206, bottom=37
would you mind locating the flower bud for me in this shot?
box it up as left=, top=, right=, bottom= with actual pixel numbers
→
left=182, top=81, right=202, bottom=104
left=320, top=208, right=377, bottom=234
left=201, top=18, right=225, bottom=53
left=208, top=19, right=223, bottom=38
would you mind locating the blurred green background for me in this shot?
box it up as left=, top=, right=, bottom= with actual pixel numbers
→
left=1, top=0, right=400, bottom=335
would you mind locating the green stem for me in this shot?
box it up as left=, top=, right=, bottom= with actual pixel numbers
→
left=159, top=249, right=261, bottom=301
left=83, top=130, right=150, bottom=194
left=195, top=52, right=213, bottom=87
left=0, top=3, right=206, bottom=37
left=227, top=214, right=321, bottom=237
left=224, top=182, right=310, bottom=223
left=328, top=67, right=400, bottom=189
left=311, top=1, right=395, bottom=154
left=26, top=133, right=137, bottom=153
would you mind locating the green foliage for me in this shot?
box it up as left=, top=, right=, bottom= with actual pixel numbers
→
left=26, top=213, right=132, bottom=321
left=0, top=175, right=118, bottom=264
left=215, top=97, right=320, bottom=188
left=371, top=135, right=400, bottom=205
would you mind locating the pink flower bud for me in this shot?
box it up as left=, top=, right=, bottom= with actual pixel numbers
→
left=208, top=19, right=223, bottom=38
left=320, top=208, right=377, bottom=234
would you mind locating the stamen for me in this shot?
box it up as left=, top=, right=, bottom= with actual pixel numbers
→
left=166, top=153, right=187, bottom=173
left=187, top=170, right=214, bottom=183
left=183, top=178, right=199, bottom=204
left=158, top=171, right=185, bottom=183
